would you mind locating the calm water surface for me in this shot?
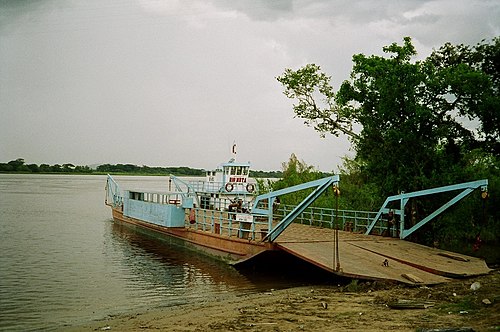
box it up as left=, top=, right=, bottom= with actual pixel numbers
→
left=0, top=174, right=310, bottom=331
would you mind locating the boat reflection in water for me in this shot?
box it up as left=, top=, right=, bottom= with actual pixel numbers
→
left=109, top=221, right=335, bottom=300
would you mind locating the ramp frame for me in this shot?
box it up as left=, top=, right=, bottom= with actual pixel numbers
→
left=251, top=175, right=340, bottom=242
left=365, top=179, right=488, bottom=239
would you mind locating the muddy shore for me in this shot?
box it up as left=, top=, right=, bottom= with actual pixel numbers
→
left=64, top=271, right=498, bottom=332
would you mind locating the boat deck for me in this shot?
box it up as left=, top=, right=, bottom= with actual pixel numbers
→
left=274, top=223, right=491, bottom=285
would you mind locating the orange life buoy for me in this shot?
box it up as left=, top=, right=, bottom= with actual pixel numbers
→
left=225, top=183, right=234, bottom=192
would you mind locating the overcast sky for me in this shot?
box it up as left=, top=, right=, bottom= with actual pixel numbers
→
left=1, top=0, right=499, bottom=171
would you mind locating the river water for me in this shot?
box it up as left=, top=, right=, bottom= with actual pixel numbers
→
left=0, top=174, right=321, bottom=331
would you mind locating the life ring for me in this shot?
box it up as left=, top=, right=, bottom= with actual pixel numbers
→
left=246, top=183, right=255, bottom=193
left=225, top=183, right=234, bottom=192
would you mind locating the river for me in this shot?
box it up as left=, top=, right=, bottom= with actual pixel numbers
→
left=0, top=174, right=319, bottom=331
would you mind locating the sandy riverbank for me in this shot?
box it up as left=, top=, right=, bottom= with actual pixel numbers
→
left=64, top=271, right=498, bottom=332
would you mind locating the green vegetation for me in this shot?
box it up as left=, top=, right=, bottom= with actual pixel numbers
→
left=95, top=163, right=205, bottom=176
left=0, top=158, right=206, bottom=176
left=249, top=170, right=283, bottom=178
left=438, top=296, right=481, bottom=313
left=257, top=153, right=335, bottom=207
left=0, top=158, right=93, bottom=174
left=0, top=158, right=283, bottom=178
left=276, top=37, right=499, bottom=260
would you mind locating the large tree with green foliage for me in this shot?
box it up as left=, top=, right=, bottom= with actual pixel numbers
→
left=277, top=37, right=499, bottom=197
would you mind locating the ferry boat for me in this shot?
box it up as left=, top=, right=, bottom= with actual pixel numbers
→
left=104, top=158, right=491, bottom=284
left=104, top=157, right=333, bottom=263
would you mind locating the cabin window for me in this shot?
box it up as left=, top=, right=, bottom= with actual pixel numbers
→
left=200, top=195, right=211, bottom=209
left=129, top=192, right=144, bottom=201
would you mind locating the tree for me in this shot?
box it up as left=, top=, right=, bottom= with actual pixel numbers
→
left=27, top=164, right=39, bottom=173
left=271, top=154, right=316, bottom=205
left=278, top=37, right=499, bottom=197
left=336, top=156, right=382, bottom=211
left=51, top=164, right=62, bottom=172
left=338, top=37, right=447, bottom=194
left=7, top=158, right=25, bottom=171
left=426, top=37, right=500, bottom=155
left=0, top=163, right=14, bottom=172
left=63, top=163, right=75, bottom=171
left=39, top=164, right=52, bottom=172
left=74, top=165, right=92, bottom=173
left=276, top=64, right=358, bottom=139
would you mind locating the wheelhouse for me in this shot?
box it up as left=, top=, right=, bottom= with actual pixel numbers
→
left=206, top=159, right=251, bottom=190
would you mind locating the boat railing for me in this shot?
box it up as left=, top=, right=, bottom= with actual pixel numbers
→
left=187, top=204, right=384, bottom=241
left=187, top=208, right=269, bottom=241
left=105, top=175, right=123, bottom=207
left=275, top=204, right=382, bottom=234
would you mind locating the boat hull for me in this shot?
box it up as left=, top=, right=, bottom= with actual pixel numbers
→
left=111, top=207, right=272, bottom=263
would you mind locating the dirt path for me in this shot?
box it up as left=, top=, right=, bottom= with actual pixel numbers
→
left=65, top=271, right=499, bottom=331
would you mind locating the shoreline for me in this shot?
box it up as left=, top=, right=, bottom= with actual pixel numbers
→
left=63, top=271, right=499, bottom=332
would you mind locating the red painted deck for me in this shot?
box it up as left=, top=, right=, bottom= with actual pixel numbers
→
left=275, top=223, right=491, bottom=285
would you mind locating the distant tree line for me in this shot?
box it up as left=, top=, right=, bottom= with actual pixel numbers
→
left=95, top=163, right=205, bottom=176
left=0, top=158, right=283, bottom=178
left=0, top=158, right=93, bottom=173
